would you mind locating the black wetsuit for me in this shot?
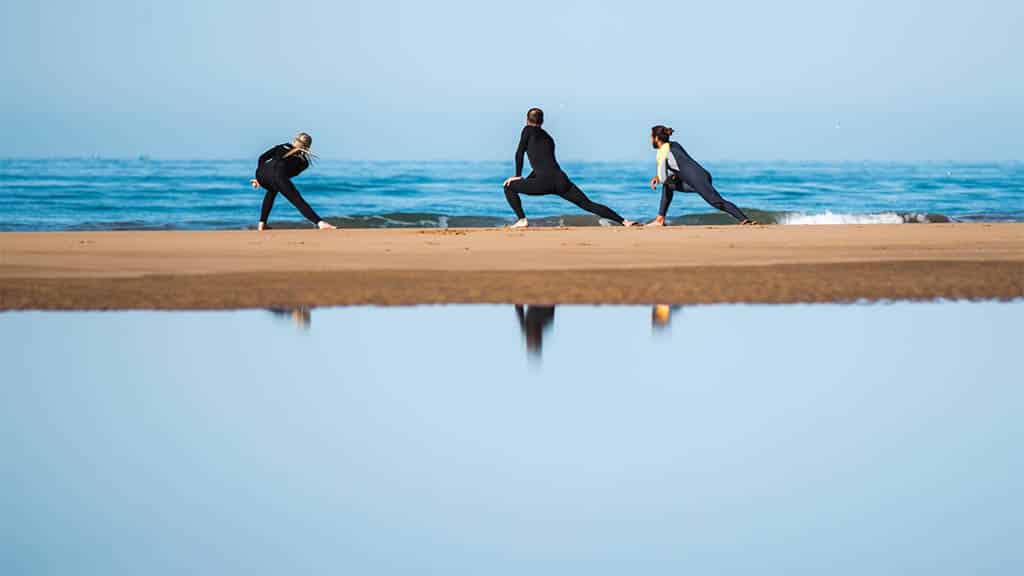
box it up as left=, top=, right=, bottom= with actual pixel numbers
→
left=504, top=126, right=625, bottom=223
left=255, top=144, right=322, bottom=224
left=660, top=141, right=748, bottom=222
left=515, top=305, right=555, bottom=356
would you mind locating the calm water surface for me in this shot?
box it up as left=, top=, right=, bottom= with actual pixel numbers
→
left=2, top=302, right=1021, bottom=574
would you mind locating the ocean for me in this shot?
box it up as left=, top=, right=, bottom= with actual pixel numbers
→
left=1, top=159, right=1021, bottom=230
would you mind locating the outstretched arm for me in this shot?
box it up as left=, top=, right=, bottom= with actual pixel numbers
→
left=650, top=155, right=668, bottom=190
left=514, top=127, right=528, bottom=177
left=253, top=144, right=284, bottom=188
left=505, top=128, right=530, bottom=188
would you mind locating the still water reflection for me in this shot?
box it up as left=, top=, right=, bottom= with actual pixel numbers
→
left=515, top=305, right=556, bottom=358
left=267, top=306, right=312, bottom=329
left=268, top=304, right=682, bottom=358
left=2, top=302, right=1022, bottom=575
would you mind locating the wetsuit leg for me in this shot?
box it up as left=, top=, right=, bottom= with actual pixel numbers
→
left=504, top=175, right=549, bottom=219
left=259, top=185, right=279, bottom=223
left=504, top=183, right=526, bottom=219
left=515, top=305, right=555, bottom=356
left=689, top=175, right=748, bottom=221
left=659, top=180, right=677, bottom=218
left=276, top=178, right=323, bottom=224
left=559, top=182, right=625, bottom=224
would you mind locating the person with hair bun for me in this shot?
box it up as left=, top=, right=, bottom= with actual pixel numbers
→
left=646, top=125, right=756, bottom=226
left=250, top=132, right=336, bottom=231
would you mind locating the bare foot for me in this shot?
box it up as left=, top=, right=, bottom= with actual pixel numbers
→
left=317, top=220, right=337, bottom=230
left=645, top=219, right=665, bottom=227
left=510, top=218, right=529, bottom=229
left=622, top=219, right=638, bottom=227
left=257, top=221, right=270, bottom=231
left=740, top=219, right=760, bottom=226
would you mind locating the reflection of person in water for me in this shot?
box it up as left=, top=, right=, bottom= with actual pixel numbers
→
left=267, top=307, right=312, bottom=329
left=652, top=305, right=682, bottom=332
left=515, top=305, right=555, bottom=357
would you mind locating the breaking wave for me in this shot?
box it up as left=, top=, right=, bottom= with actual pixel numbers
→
left=47, top=210, right=969, bottom=231
left=233, top=209, right=959, bottom=229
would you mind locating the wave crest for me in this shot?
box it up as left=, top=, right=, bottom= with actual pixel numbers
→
left=48, top=210, right=960, bottom=231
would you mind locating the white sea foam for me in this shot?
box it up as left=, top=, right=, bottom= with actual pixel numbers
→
left=778, top=211, right=907, bottom=225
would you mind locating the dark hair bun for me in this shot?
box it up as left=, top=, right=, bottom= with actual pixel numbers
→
left=651, top=125, right=674, bottom=141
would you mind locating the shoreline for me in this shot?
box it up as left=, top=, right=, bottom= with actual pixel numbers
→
left=2, top=224, right=1022, bottom=309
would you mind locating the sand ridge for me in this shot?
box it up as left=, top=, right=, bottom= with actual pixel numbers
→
left=1, top=224, right=1022, bottom=309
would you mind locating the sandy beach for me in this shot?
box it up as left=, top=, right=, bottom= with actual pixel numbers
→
left=1, top=223, right=1022, bottom=309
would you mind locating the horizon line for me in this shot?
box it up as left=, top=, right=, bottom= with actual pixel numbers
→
left=1, top=157, right=1021, bottom=165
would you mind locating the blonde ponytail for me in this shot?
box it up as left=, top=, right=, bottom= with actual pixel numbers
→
left=283, top=132, right=316, bottom=163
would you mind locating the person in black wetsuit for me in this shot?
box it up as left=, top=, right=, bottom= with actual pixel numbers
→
left=515, top=305, right=555, bottom=358
left=250, top=132, right=336, bottom=231
left=646, top=125, right=756, bottom=227
left=503, top=108, right=635, bottom=228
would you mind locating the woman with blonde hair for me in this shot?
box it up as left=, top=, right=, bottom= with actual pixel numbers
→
left=250, top=132, right=336, bottom=231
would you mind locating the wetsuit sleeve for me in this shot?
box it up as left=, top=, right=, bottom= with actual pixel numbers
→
left=657, top=154, right=668, bottom=184
left=514, top=127, right=529, bottom=177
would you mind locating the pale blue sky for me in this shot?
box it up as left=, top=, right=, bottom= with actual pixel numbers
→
left=2, top=1, right=1021, bottom=161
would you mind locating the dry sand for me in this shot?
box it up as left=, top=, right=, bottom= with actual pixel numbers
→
left=1, top=223, right=1022, bottom=309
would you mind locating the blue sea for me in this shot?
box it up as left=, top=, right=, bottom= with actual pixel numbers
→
left=1, top=159, right=1021, bottom=230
